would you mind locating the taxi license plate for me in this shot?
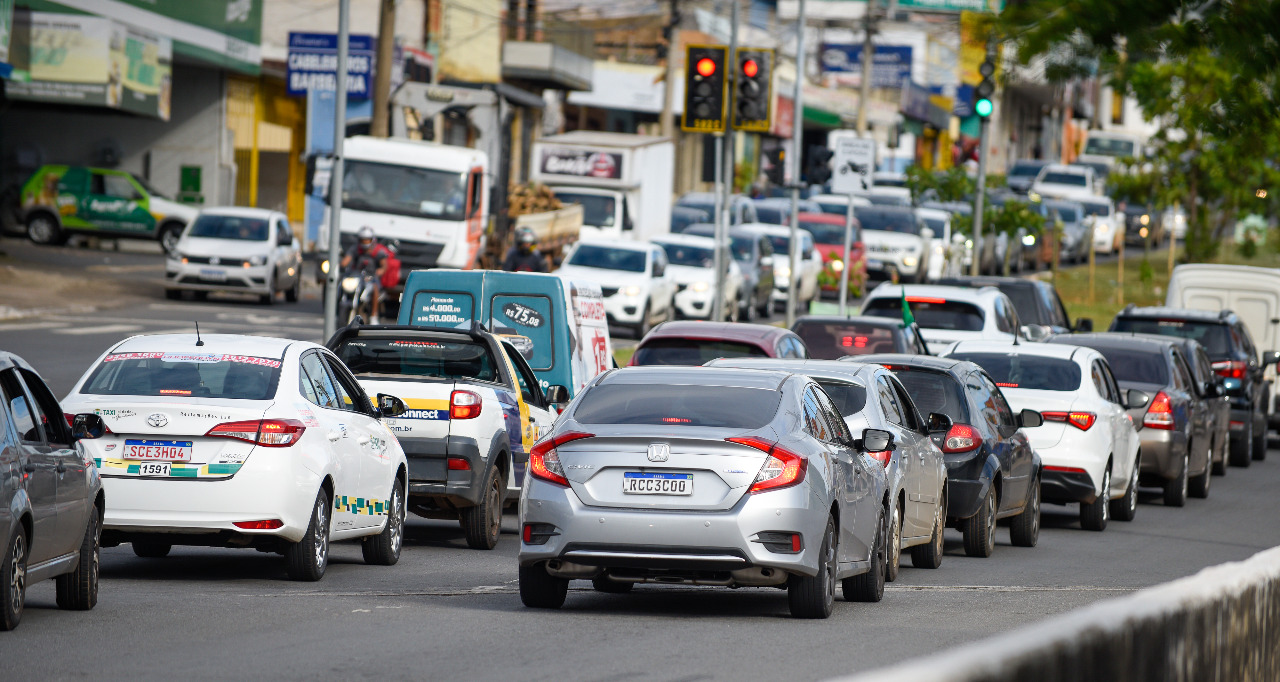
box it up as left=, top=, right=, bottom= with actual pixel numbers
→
left=137, top=462, right=171, bottom=476
left=124, top=439, right=193, bottom=461
left=865, top=258, right=883, bottom=270
left=622, top=472, right=693, bottom=495
left=199, top=268, right=227, bottom=282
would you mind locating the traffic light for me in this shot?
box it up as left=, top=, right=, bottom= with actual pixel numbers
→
left=764, top=148, right=785, bottom=185
left=732, top=48, right=773, bottom=132
left=975, top=55, right=996, bottom=118
left=682, top=45, right=728, bottom=133
left=807, top=147, right=834, bottom=186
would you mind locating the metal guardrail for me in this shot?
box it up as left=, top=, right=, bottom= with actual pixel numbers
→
left=831, top=545, right=1280, bottom=682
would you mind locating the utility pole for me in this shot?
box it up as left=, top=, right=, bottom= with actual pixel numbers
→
left=713, top=0, right=739, bottom=322
left=785, top=0, right=806, bottom=327
left=324, top=0, right=351, bottom=339
left=855, top=0, right=876, bottom=136
left=370, top=0, right=396, bottom=138
left=660, top=0, right=678, bottom=140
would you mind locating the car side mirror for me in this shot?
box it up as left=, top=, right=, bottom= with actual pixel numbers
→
left=1125, top=389, right=1150, bottom=410
left=858, top=428, right=896, bottom=453
left=926, top=412, right=952, bottom=433
left=1018, top=409, right=1043, bottom=428
left=545, top=384, right=570, bottom=406
left=72, top=413, right=106, bottom=440
left=1075, top=318, right=1094, bottom=332
left=377, top=394, right=408, bottom=418
left=1204, top=382, right=1223, bottom=398
left=1020, top=324, right=1051, bottom=342
left=277, top=232, right=293, bottom=246
left=1263, top=351, right=1280, bottom=365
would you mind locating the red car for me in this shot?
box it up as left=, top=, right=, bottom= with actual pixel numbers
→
left=629, top=321, right=810, bottom=366
left=797, top=212, right=867, bottom=297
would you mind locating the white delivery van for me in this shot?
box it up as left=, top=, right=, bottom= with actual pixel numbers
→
left=530, top=131, right=675, bottom=242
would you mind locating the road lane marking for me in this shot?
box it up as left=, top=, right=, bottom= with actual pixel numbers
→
left=56, top=324, right=144, bottom=335
left=222, top=584, right=1138, bottom=599
left=0, top=321, right=70, bottom=331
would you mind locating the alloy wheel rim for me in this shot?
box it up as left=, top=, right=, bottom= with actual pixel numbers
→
left=31, top=219, right=52, bottom=243
left=91, top=519, right=100, bottom=586
left=314, top=499, right=329, bottom=568
left=1101, top=470, right=1111, bottom=522
left=162, top=229, right=180, bottom=254
left=1181, top=454, right=1189, bottom=498
left=985, top=492, right=996, bottom=553
left=1128, top=468, right=1138, bottom=513
left=389, top=487, right=404, bottom=554
left=824, top=526, right=836, bottom=603
left=889, top=506, right=901, bottom=569
left=9, top=535, right=25, bottom=611
left=488, top=479, right=502, bottom=540
left=1030, top=482, right=1040, bottom=537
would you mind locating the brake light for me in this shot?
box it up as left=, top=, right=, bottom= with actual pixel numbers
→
left=1143, top=391, right=1176, bottom=430
left=233, top=519, right=284, bottom=530
left=906, top=296, right=948, bottom=304
left=1044, top=465, right=1088, bottom=474
left=941, top=424, right=982, bottom=453
left=726, top=436, right=808, bottom=493
left=528, top=431, right=593, bottom=487
left=1212, top=360, right=1247, bottom=379
left=842, top=336, right=869, bottom=348
left=867, top=450, right=892, bottom=467
left=1041, top=411, right=1097, bottom=431
left=450, top=390, right=482, bottom=420
left=206, top=419, right=306, bottom=447
left=447, top=457, right=471, bottom=471
left=996, top=382, right=1019, bottom=388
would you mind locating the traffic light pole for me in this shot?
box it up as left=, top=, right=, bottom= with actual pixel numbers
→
left=323, top=0, right=350, bottom=340
left=970, top=115, right=990, bottom=276
left=711, top=132, right=725, bottom=321
left=714, top=0, right=739, bottom=323
left=785, top=0, right=806, bottom=329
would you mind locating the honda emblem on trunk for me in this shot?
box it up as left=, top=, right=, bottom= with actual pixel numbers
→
left=147, top=413, right=168, bottom=428
left=647, top=443, right=670, bottom=462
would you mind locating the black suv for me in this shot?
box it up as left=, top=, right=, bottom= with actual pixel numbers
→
left=934, top=276, right=1093, bottom=338
left=1109, top=306, right=1278, bottom=466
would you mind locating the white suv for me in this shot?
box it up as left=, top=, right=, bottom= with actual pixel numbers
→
left=861, top=283, right=1022, bottom=346
left=555, top=240, right=677, bottom=338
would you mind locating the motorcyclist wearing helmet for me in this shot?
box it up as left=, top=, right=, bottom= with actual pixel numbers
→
left=341, top=225, right=391, bottom=323
left=502, top=227, right=547, bottom=272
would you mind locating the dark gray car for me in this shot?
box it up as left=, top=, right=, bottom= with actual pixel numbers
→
left=683, top=223, right=776, bottom=320
left=1, top=351, right=105, bottom=630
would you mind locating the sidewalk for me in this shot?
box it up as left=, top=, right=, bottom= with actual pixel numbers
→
left=0, top=237, right=161, bottom=320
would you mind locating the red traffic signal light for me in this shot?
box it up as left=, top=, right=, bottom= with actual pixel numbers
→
left=696, top=58, right=717, bottom=78
left=742, top=59, right=758, bottom=78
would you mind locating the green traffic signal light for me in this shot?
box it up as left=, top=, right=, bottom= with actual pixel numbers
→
left=975, top=97, right=993, bottom=117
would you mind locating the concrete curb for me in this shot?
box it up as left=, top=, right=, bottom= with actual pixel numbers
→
left=830, top=545, right=1280, bottom=682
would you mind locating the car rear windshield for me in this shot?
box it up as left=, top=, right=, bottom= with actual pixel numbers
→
left=996, top=285, right=1042, bottom=325
left=656, top=242, right=714, bottom=268
left=755, top=205, right=786, bottom=224
left=567, top=244, right=647, bottom=272
left=1009, top=162, right=1043, bottom=178
left=863, top=298, right=984, bottom=332
left=854, top=208, right=920, bottom=234
left=1039, top=172, right=1088, bottom=186
left=1081, top=202, right=1112, bottom=217
left=573, top=384, right=779, bottom=428
left=801, top=220, right=854, bottom=246
left=815, top=380, right=867, bottom=416
left=631, top=339, right=770, bottom=366
left=1110, top=318, right=1233, bottom=357
left=333, top=337, right=499, bottom=383
left=1087, top=346, right=1169, bottom=384
left=948, top=353, right=1082, bottom=391
left=794, top=322, right=899, bottom=359
left=187, top=215, right=268, bottom=241
left=888, top=367, right=971, bottom=424
left=80, top=352, right=283, bottom=400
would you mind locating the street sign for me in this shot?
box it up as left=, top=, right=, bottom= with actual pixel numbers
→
left=831, top=137, right=876, bottom=194
left=287, top=32, right=375, bottom=98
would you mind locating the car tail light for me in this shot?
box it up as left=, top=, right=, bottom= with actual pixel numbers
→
left=528, top=431, right=593, bottom=487
left=906, top=296, right=948, bottom=304
left=233, top=519, right=284, bottom=530
left=726, top=436, right=808, bottom=493
left=450, top=390, right=482, bottom=420
left=866, top=450, right=892, bottom=467
left=447, top=457, right=471, bottom=471
left=842, top=336, right=869, bottom=349
left=1143, top=391, right=1176, bottom=430
left=206, top=419, right=306, bottom=447
left=1212, top=360, right=1247, bottom=379
left=1041, top=411, right=1097, bottom=431
left=522, top=523, right=558, bottom=545
left=941, top=424, right=982, bottom=453
left=1044, top=465, right=1088, bottom=474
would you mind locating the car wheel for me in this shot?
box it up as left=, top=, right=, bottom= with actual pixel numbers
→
left=885, top=500, right=902, bottom=583
left=727, top=294, right=740, bottom=322
left=56, top=508, right=100, bottom=611
left=789, top=516, right=836, bottom=618
left=285, top=272, right=301, bottom=303
left=1081, top=466, right=1111, bottom=530
left=286, top=489, right=331, bottom=581
left=633, top=303, right=651, bottom=340
left=461, top=466, right=502, bottom=550
left=0, top=528, right=27, bottom=631
left=1229, top=418, right=1253, bottom=468
left=1163, top=452, right=1189, bottom=508
left=1189, top=444, right=1212, bottom=499
left=132, top=540, right=172, bottom=558
left=843, top=505, right=885, bottom=603
left=591, top=575, right=634, bottom=593
left=756, top=291, right=771, bottom=318
left=259, top=274, right=275, bottom=305
left=192, top=290, right=208, bottom=302
left=910, top=486, right=945, bottom=568
left=742, top=293, right=757, bottom=322
left=519, top=562, right=568, bottom=609
left=962, top=485, right=996, bottom=557
left=26, top=212, right=66, bottom=246
left=1010, top=475, right=1041, bottom=547
left=164, top=288, right=181, bottom=300
left=1111, top=460, right=1139, bottom=522
left=361, top=479, right=405, bottom=565
left=1252, top=421, right=1267, bottom=461
left=158, top=223, right=184, bottom=255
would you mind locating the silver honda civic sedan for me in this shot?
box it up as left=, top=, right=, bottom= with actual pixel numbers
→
left=517, top=366, right=891, bottom=619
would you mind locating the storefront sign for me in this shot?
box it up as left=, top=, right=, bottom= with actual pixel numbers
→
left=820, top=44, right=912, bottom=89
left=286, top=32, right=375, bottom=98
left=896, top=0, right=1002, bottom=10
left=539, top=148, right=623, bottom=180
left=901, top=81, right=951, bottom=129
left=6, top=10, right=173, bottom=120
left=771, top=95, right=794, bottom=138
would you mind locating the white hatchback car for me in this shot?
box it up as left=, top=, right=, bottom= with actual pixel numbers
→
left=165, top=207, right=304, bottom=304
left=861, top=283, right=1022, bottom=347
left=555, top=240, right=677, bottom=338
left=652, top=233, right=743, bottom=320
left=61, top=334, right=409, bottom=580
left=944, top=340, right=1144, bottom=531
left=1030, top=164, right=1097, bottom=202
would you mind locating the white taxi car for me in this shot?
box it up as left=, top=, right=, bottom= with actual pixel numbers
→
left=61, top=334, right=409, bottom=581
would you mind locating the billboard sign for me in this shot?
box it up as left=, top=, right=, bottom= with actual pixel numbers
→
left=820, top=44, right=912, bottom=88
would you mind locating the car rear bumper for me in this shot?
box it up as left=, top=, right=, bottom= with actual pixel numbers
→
left=402, top=435, right=491, bottom=510
left=1137, top=428, right=1186, bottom=481
left=1041, top=468, right=1097, bottom=505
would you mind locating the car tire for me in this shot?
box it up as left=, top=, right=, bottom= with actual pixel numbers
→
left=164, top=288, right=181, bottom=300
left=132, top=540, right=172, bottom=558
left=591, top=575, right=634, bottom=593
left=1111, top=461, right=1139, bottom=522
left=461, top=466, right=503, bottom=550
left=26, top=212, right=67, bottom=246
left=1081, top=467, right=1111, bottom=531
left=884, top=501, right=902, bottom=583
left=632, top=303, right=651, bottom=340
left=192, top=290, right=208, bottom=302
left=259, top=274, right=275, bottom=305
left=1010, top=475, right=1041, bottom=547
left=158, top=222, right=184, bottom=255
left=56, top=509, right=100, bottom=611
left=285, top=273, right=301, bottom=303
left=1212, top=434, right=1228, bottom=475
left=361, top=480, right=405, bottom=566
left=910, top=487, right=945, bottom=569
left=285, top=489, right=331, bottom=581
left=962, top=485, right=996, bottom=557
left=843, top=505, right=885, bottom=603
left=1189, top=444, right=1212, bottom=499
left=1252, top=422, right=1267, bottom=461
left=756, top=292, right=771, bottom=318
left=0, top=528, right=27, bottom=631
left=789, top=516, right=837, bottom=619
left=1163, top=452, right=1189, bottom=508
left=1230, top=419, right=1253, bottom=467
left=742, top=293, right=757, bottom=322
left=519, top=562, right=569, bottom=609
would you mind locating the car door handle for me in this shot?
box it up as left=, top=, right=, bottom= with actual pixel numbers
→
left=56, top=460, right=67, bottom=473
left=356, top=435, right=371, bottom=446
left=327, top=431, right=342, bottom=442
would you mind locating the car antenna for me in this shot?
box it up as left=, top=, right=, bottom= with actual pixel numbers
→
left=195, top=321, right=205, bottom=347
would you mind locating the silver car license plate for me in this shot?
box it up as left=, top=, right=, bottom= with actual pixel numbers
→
left=622, top=472, right=693, bottom=495
left=199, top=268, right=227, bottom=282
